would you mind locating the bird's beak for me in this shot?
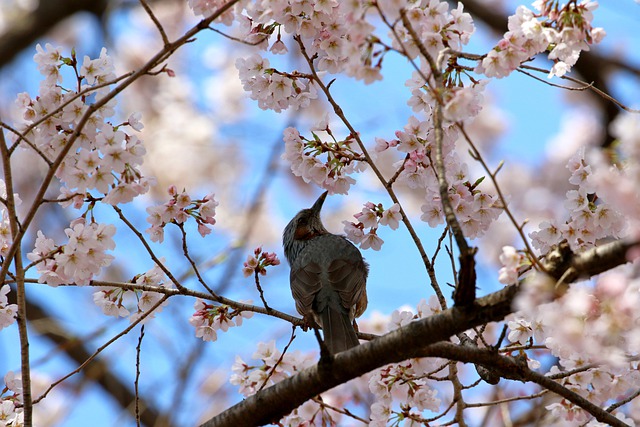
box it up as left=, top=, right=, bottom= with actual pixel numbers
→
left=310, top=190, right=328, bottom=214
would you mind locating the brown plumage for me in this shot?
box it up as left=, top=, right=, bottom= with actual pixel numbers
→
left=283, top=191, right=368, bottom=354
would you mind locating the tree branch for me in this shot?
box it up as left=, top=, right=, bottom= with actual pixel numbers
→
left=201, top=238, right=636, bottom=426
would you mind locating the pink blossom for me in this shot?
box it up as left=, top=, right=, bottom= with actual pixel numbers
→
left=0, top=285, right=18, bottom=330
left=355, top=205, right=378, bottom=229
left=379, top=203, right=401, bottom=230
left=507, top=317, right=533, bottom=344
left=360, top=231, right=383, bottom=251
left=342, top=221, right=364, bottom=243
left=127, top=112, right=144, bottom=131
left=498, top=246, right=522, bottom=285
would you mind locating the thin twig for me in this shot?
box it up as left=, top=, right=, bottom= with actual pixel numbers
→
left=135, top=324, right=145, bottom=427
left=139, top=0, right=169, bottom=46
left=387, top=154, right=409, bottom=188
left=430, top=227, right=449, bottom=268
left=516, top=67, right=594, bottom=91
left=311, top=396, right=369, bottom=424
left=466, top=390, right=548, bottom=408
left=257, top=326, right=297, bottom=392
left=0, top=0, right=241, bottom=296
left=607, top=388, right=640, bottom=413
left=207, top=26, right=269, bottom=46
left=253, top=270, right=271, bottom=311
left=177, top=223, right=218, bottom=297
left=520, top=64, right=640, bottom=113
left=546, top=364, right=595, bottom=380
left=293, top=34, right=447, bottom=309
left=458, top=125, right=546, bottom=272
left=32, top=295, right=169, bottom=404
left=19, top=277, right=304, bottom=326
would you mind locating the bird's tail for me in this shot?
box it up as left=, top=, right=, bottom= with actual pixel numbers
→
left=321, top=306, right=360, bottom=354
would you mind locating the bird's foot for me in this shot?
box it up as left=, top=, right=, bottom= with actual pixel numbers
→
left=301, top=314, right=318, bottom=332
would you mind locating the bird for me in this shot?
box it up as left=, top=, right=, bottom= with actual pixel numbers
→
left=283, top=191, right=368, bottom=354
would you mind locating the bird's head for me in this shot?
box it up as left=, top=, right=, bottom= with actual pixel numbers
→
left=282, top=191, right=329, bottom=264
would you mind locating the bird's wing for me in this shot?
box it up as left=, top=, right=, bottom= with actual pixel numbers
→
left=327, top=258, right=367, bottom=313
left=290, top=261, right=322, bottom=317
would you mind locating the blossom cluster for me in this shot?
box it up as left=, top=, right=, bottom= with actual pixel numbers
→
left=187, top=0, right=237, bottom=25
left=0, top=285, right=18, bottom=332
left=361, top=298, right=445, bottom=425
left=0, top=371, right=23, bottom=427
left=15, top=44, right=153, bottom=209
left=242, top=246, right=280, bottom=277
left=377, top=117, right=502, bottom=238
left=235, top=54, right=318, bottom=112
left=342, top=202, right=401, bottom=251
left=588, top=112, right=640, bottom=241
left=230, top=341, right=315, bottom=397
left=529, top=147, right=626, bottom=254
left=230, top=340, right=366, bottom=425
left=145, top=185, right=218, bottom=243
left=509, top=269, right=640, bottom=424
left=27, top=218, right=116, bottom=286
left=228, top=298, right=448, bottom=425
left=92, top=263, right=169, bottom=322
left=369, top=359, right=442, bottom=426
left=387, top=0, right=474, bottom=57
left=476, top=1, right=605, bottom=78
left=189, top=299, right=253, bottom=342
left=282, top=122, right=367, bottom=195
left=241, top=0, right=382, bottom=83
left=498, top=245, right=526, bottom=285
left=392, top=2, right=483, bottom=124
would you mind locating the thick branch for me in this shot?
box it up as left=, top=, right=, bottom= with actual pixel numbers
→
left=201, top=284, right=517, bottom=427
left=419, top=343, right=628, bottom=427
left=201, top=239, right=635, bottom=426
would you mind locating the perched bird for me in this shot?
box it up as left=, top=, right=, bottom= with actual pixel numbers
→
left=283, top=191, right=368, bottom=354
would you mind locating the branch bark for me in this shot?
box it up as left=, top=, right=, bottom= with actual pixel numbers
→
left=201, top=239, right=636, bottom=426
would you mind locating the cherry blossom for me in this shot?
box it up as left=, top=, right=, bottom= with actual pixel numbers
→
left=27, top=219, right=116, bottom=286
left=242, top=247, right=280, bottom=277
left=145, top=187, right=219, bottom=242
left=0, top=285, right=18, bottom=331
left=281, top=124, right=366, bottom=195
left=498, top=245, right=524, bottom=285
left=477, top=1, right=605, bottom=79
left=530, top=147, right=626, bottom=253
left=379, top=203, right=401, bottom=230
left=189, top=299, right=254, bottom=342
left=16, top=46, right=152, bottom=210
left=343, top=201, right=406, bottom=250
